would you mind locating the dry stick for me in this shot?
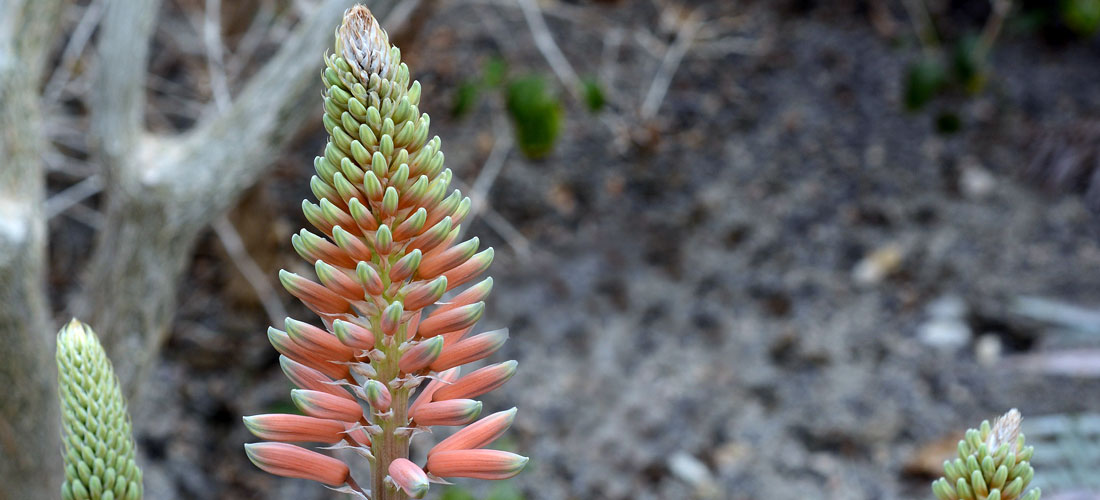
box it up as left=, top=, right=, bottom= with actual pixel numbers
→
left=639, top=8, right=701, bottom=120
left=514, top=0, right=584, bottom=103
left=212, top=216, right=289, bottom=326
left=902, top=0, right=940, bottom=53
left=45, top=175, right=103, bottom=219
left=0, top=1, right=67, bottom=496
left=203, top=0, right=232, bottom=110
left=43, top=0, right=105, bottom=105
left=975, top=0, right=1012, bottom=60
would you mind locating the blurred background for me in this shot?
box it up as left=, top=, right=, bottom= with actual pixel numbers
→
left=4, top=0, right=1100, bottom=498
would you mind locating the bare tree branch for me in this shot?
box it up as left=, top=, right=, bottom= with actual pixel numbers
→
left=0, top=0, right=66, bottom=497
left=77, top=0, right=398, bottom=400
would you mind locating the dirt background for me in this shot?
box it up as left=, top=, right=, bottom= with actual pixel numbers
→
left=43, top=0, right=1100, bottom=498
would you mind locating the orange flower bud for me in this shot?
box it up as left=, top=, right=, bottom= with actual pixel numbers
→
left=245, top=442, right=350, bottom=486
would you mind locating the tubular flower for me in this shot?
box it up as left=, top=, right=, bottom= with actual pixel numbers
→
left=56, top=319, right=143, bottom=500
left=932, top=409, right=1041, bottom=500
left=243, top=5, right=525, bottom=498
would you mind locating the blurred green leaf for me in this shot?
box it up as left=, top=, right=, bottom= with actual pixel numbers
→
left=581, top=77, right=606, bottom=112
left=487, top=483, right=525, bottom=500
left=935, top=111, right=961, bottom=134
left=1062, top=0, right=1100, bottom=36
left=452, top=80, right=480, bottom=118
left=507, top=75, right=563, bottom=159
left=441, top=487, right=478, bottom=500
left=952, top=35, right=987, bottom=94
left=904, top=56, right=946, bottom=111
left=484, top=57, right=509, bottom=87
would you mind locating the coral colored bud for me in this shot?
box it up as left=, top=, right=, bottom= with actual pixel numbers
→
left=408, top=367, right=461, bottom=417
left=430, top=329, right=508, bottom=371
left=402, top=276, right=448, bottom=311
left=294, top=230, right=355, bottom=268
left=332, top=226, right=373, bottom=261
left=344, top=423, right=371, bottom=446
left=245, top=442, right=350, bottom=487
left=412, top=399, right=482, bottom=427
left=449, top=197, right=473, bottom=226
left=389, top=250, right=422, bottom=282
left=332, top=319, right=375, bottom=350
left=399, top=336, right=444, bottom=373
left=280, top=356, right=350, bottom=399
left=434, top=277, right=493, bottom=314
left=355, top=261, right=385, bottom=296
left=269, top=327, right=348, bottom=379
left=388, top=458, right=429, bottom=498
left=303, top=200, right=334, bottom=235
left=348, top=197, right=379, bottom=231
left=279, top=270, right=350, bottom=314
left=243, top=414, right=346, bottom=444
left=443, top=248, right=493, bottom=291
left=418, top=237, right=479, bottom=279
left=314, top=260, right=364, bottom=300
left=320, top=199, right=359, bottom=235
left=382, top=186, right=399, bottom=216
left=364, top=380, right=391, bottom=412
left=291, top=389, right=364, bottom=422
left=425, top=449, right=528, bottom=480
left=418, top=302, right=484, bottom=338
left=393, top=207, right=427, bottom=241
left=285, top=318, right=355, bottom=361
left=332, top=172, right=363, bottom=208
left=439, top=326, right=473, bottom=348
left=408, top=216, right=452, bottom=253
left=433, top=361, right=517, bottom=402
left=429, top=408, right=517, bottom=456
left=381, top=301, right=404, bottom=335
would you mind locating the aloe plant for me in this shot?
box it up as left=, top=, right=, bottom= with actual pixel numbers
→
left=932, top=409, right=1040, bottom=500
left=56, top=319, right=143, bottom=500
left=243, top=5, right=526, bottom=499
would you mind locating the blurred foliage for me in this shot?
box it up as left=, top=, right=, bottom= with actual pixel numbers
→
left=582, top=77, right=606, bottom=112
left=1062, top=0, right=1100, bottom=36
left=904, top=56, right=946, bottom=111
left=450, top=56, right=594, bottom=159
left=506, top=76, right=563, bottom=159
left=441, top=482, right=525, bottom=500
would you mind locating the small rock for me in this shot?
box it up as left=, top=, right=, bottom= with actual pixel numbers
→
left=975, top=334, right=1003, bottom=367
left=918, top=318, right=972, bottom=350
left=927, top=294, right=967, bottom=319
left=960, top=159, right=996, bottom=199
left=853, top=244, right=903, bottom=286
left=668, top=452, right=721, bottom=498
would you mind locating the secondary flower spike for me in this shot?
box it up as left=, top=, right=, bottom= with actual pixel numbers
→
left=56, top=319, right=143, bottom=500
left=243, top=5, right=526, bottom=498
left=932, top=409, right=1041, bottom=500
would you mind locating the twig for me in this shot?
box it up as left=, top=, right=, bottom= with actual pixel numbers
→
left=640, top=7, right=701, bottom=120
left=45, top=175, right=103, bottom=219
left=467, top=109, right=513, bottom=222
left=203, top=0, right=232, bottom=110
left=514, top=0, right=585, bottom=104
left=43, top=0, right=105, bottom=105
left=212, top=216, right=288, bottom=326
left=902, top=0, right=940, bottom=52
left=975, top=0, right=1012, bottom=60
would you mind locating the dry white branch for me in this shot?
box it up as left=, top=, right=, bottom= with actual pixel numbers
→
left=212, top=216, right=288, bottom=325
left=46, top=175, right=103, bottom=219
left=514, top=0, right=584, bottom=103
left=43, top=0, right=104, bottom=105
left=640, top=7, right=702, bottom=120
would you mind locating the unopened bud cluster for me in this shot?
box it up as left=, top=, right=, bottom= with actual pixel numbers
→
left=244, top=5, right=525, bottom=499
left=57, top=320, right=143, bottom=500
left=933, top=409, right=1040, bottom=500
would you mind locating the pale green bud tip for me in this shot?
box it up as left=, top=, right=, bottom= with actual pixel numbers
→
left=933, top=409, right=1039, bottom=500
left=57, top=319, right=143, bottom=500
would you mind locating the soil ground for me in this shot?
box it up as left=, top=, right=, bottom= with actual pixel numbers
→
left=49, top=1, right=1100, bottom=498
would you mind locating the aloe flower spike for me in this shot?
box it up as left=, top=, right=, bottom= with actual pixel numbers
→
left=243, top=5, right=525, bottom=498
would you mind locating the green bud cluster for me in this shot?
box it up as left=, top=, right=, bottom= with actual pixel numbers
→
left=57, top=319, right=143, bottom=500
left=933, top=410, right=1039, bottom=500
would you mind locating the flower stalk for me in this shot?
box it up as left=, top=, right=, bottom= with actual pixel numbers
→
left=244, top=5, right=526, bottom=498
